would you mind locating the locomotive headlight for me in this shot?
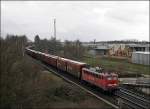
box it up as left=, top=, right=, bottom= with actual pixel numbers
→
left=107, top=77, right=112, bottom=80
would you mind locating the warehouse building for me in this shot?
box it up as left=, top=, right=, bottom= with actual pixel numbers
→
left=93, top=46, right=109, bottom=55
left=131, top=52, right=150, bottom=65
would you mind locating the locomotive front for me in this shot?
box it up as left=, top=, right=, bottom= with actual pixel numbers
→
left=81, top=67, right=119, bottom=91
left=104, top=73, right=119, bottom=90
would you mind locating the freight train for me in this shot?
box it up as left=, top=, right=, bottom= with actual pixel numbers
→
left=25, top=47, right=119, bottom=91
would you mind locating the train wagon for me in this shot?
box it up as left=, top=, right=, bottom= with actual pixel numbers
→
left=36, top=51, right=44, bottom=60
left=50, top=55, right=58, bottom=67
left=82, top=68, right=118, bottom=91
left=25, top=48, right=31, bottom=55
left=57, top=57, right=68, bottom=71
left=66, top=59, right=87, bottom=78
left=25, top=48, right=32, bottom=56
left=38, top=52, right=46, bottom=61
left=25, top=48, right=38, bottom=58
left=32, top=51, right=41, bottom=59
left=43, top=54, right=58, bottom=67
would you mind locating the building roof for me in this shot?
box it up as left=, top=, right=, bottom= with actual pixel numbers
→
left=127, top=44, right=150, bottom=48
left=132, top=51, right=150, bottom=54
left=94, top=46, right=109, bottom=50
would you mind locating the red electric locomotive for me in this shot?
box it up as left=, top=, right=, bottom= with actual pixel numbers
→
left=82, top=68, right=118, bottom=91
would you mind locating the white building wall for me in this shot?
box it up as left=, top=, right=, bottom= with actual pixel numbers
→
left=132, top=52, right=150, bottom=65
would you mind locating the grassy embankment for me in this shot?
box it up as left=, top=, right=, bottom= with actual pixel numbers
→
left=82, top=55, right=149, bottom=76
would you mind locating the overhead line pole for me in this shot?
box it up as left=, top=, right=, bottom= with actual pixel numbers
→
left=54, top=18, right=56, bottom=55
left=54, top=18, right=56, bottom=39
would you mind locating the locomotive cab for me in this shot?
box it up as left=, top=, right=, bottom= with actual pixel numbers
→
left=82, top=68, right=119, bottom=91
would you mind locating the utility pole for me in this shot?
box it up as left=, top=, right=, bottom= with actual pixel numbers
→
left=54, top=18, right=56, bottom=55
left=54, top=18, right=56, bottom=39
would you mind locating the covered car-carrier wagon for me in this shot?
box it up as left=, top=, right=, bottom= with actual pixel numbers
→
left=43, top=54, right=58, bottom=67
left=57, top=57, right=68, bottom=71
left=66, top=59, right=87, bottom=78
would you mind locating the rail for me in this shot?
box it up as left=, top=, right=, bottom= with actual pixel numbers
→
left=115, top=87, right=150, bottom=109
left=121, top=83, right=150, bottom=88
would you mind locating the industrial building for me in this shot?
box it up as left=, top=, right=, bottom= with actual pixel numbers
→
left=87, top=43, right=150, bottom=57
left=131, top=52, right=150, bottom=65
left=93, top=46, right=109, bottom=55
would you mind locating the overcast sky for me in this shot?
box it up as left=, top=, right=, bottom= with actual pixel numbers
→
left=1, top=1, right=149, bottom=42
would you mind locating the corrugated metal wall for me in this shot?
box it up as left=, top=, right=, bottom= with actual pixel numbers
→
left=131, top=52, right=150, bottom=65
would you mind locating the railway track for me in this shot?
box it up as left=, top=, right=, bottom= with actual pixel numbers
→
left=115, top=87, right=150, bottom=109
left=28, top=55, right=119, bottom=109
left=121, top=82, right=150, bottom=88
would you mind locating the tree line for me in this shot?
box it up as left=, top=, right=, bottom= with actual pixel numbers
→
left=34, top=35, right=86, bottom=60
left=0, top=35, right=29, bottom=108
